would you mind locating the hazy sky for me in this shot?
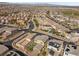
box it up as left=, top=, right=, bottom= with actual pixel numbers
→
left=0, top=0, right=79, bottom=6
left=50, top=2, right=79, bottom=6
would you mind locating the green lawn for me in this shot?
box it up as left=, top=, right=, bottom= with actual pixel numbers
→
left=26, top=41, right=36, bottom=51
left=33, top=19, right=39, bottom=27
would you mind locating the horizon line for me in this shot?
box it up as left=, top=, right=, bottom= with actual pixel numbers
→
left=0, top=2, right=79, bottom=6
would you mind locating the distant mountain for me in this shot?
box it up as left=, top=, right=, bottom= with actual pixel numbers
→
left=0, top=2, right=79, bottom=8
